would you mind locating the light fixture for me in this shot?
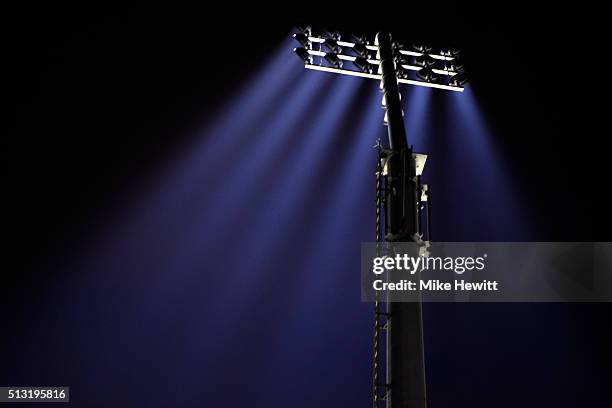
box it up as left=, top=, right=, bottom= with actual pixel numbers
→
left=444, top=59, right=464, bottom=72
left=324, top=53, right=343, bottom=68
left=396, top=68, right=409, bottom=79
left=448, top=73, right=468, bottom=86
left=293, top=47, right=311, bottom=64
left=323, top=38, right=342, bottom=53
left=295, top=25, right=312, bottom=35
left=415, top=54, right=439, bottom=68
left=294, top=29, right=466, bottom=92
left=442, top=48, right=460, bottom=58
left=412, top=43, right=433, bottom=53
left=394, top=53, right=408, bottom=64
left=353, top=56, right=371, bottom=72
left=352, top=42, right=369, bottom=57
left=416, top=67, right=438, bottom=82
left=322, top=29, right=341, bottom=40
left=351, top=33, right=370, bottom=45
left=293, top=33, right=310, bottom=48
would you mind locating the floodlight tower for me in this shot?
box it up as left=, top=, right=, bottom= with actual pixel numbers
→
left=292, top=26, right=467, bottom=408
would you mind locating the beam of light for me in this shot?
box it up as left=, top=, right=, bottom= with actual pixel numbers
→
left=420, top=92, right=545, bottom=408
left=219, top=81, right=385, bottom=407
left=283, top=82, right=383, bottom=307
left=191, top=74, right=333, bottom=233
left=418, top=86, right=530, bottom=241
left=4, top=30, right=545, bottom=408
left=11, top=38, right=381, bottom=408
left=98, top=74, right=341, bottom=323
left=206, top=75, right=364, bottom=293
left=91, top=51, right=329, bottom=314
left=451, top=88, right=529, bottom=237
left=51, top=38, right=306, bottom=275
left=93, top=74, right=335, bottom=331
left=401, top=85, right=434, bottom=151
left=160, top=74, right=372, bottom=407
left=137, top=73, right=334, bottom=281
left=97, top=72, right=356, bottom=378
left=12, top=38, right=354, bottom=405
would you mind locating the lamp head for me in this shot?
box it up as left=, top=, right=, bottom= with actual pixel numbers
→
left=293, top=47, right=311, bottom=64
left=416, top=67, right=438, bottom=82
left=449, top=73, right=468, bottom=87
left=415, top=54, right=439, bottom=68
left=412, top=43, right=433, bottom=53
left=323, top=38, right=342, bottom=53
left=324, top=53, right=342, bottom=68
left=445, top=59, right=464, bottom=72
left=353, top=56, right=371, bottom=72
left=293, top=33, right=310, bottom=48
left=352, top=42, right=369, bottom=58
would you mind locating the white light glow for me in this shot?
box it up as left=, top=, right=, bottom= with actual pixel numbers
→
left=305, top=64, right=382, bottom=80
left=413, top=153, right=428, bottom=176
left=306, top=36, right=455, bottom=60
left=432, top=69, right=457, bottom=76
left=306, top=49, right=379, bottom=65
left=304, top=64, right=464, bottom=92
left=398, top=77, right=463, bottom=91
left=398, top=50, right=454, bottom=61
left=307, top=50, right=456, bottom=76
left=401, top=64, right=458, bottom=76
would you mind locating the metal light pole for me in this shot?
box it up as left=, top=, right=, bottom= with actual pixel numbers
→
left=377, top=31, right=426, bottom=408
left=292, top=26, right=467, bottom=408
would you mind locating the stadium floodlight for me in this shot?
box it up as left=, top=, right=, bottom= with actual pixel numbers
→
left=353, top=56, right=372, bottom=72
left=322, top=28, right=341, bottom=40
left=295, top=25, right=312, bottom=35
left=293, top=47, right=311, bottom=64
left=293, top=33, right=310, bottom=48
left=415, top=54, right=439, bottom=67
left=324, top=52, right=343, bottom=68
left=352, top=42, right=370, bottom=57
left=291, top=27, right=468, bottom=408
left=444, top=59, right=464, bottom=72
left=416, top=67, right=439, bottom=82
left=293, top=31, right=466, bottom=92
left=449, top=72, right=469, bottom=87
left=351, top=33, right=372, bottom=45
left=411, top=43, right=433, bottom=53
left=323, top=38, right=342, bottom=53
left=442, top=47, right=461, bottom=58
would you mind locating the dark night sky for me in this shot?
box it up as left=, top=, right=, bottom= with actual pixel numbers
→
left=3, top=6, right=607, bottom=407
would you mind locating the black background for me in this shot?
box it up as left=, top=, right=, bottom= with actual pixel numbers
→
left=4, top=6, right=607, bottom=406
